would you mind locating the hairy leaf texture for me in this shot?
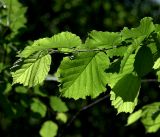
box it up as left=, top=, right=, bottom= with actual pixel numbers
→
left=110, top=73, right=141, bottom=113
left=12, top=51, right=51, bottom=87
left=56, top=52, right=110, bottom=99
left=20, top=32, right=82, bottom=58
left=85, top=31, right=122, bottom=49
left=121, top=17, right=155, bottom=39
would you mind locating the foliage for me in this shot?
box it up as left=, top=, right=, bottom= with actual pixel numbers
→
left=1, top=0, right=160, bottom=137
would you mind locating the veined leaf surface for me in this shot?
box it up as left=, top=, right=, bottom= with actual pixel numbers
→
left=85, top=30, right=122, bottom=49
left=121, top=17, right=155, bottom=39
left=12, top=51, right=51, bottom=87
left=20, top=32, right=82, bottom=58
left=57, top=52, right=110, bottom=99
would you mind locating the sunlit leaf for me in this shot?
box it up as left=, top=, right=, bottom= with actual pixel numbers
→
left=50, top=96, right=68, bottom=112
left=56, top=113, right=68, bottom=123
left=153, top=57, right=160, bottom=69
left=141, top=102, right=160, bottom=133
left=85, top=30, right=122, bottom=49
left=20, top=32, right=82, bottom=58
left=57, top=52, right=110, bottom=99
left=39, top=121, right=58, bottom=137
left=127, top=110, right=142, bottom=125
left=120, top=37, right=144, bottom=73
left=121, top=17, right=155, bottom=39
left=31, top=98, right=47, bottom=117
left=12, top=51, right=51, bottom=87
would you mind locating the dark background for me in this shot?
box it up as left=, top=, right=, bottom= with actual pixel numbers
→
left=1, top=0, right=160, bottom=137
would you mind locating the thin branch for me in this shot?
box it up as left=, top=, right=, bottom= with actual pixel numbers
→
left=59, top=94, right=110, bottom=137
left=48, top=46, right=117, bottom=54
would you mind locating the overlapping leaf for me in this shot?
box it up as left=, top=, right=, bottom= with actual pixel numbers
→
left=120, top=37, right=144, bottom=73
left=85, top=30, right=122, bottom=49
left=134, top=46, right=153, bottom=77
left=31, top=98, right=47, bottom=117
left=127, top=102, right=160, bottom=133
left=57, top=52, right=110, bottom=99
left=12, top=51, right=51, bottom=87
left=20, top=32, right=82, bottom=58
left=121, top=17, right=155, bottom=39
left=110, top=73, right=141, bottom=113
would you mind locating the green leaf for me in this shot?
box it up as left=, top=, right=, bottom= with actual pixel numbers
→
left=127, top=110, right=142, bottom=125
left=15, top=86, right=28, bottom=94
left=39, top=121, right=58, bottom=137
left=20, top=32, right=82, bottom=58
left=141, top=102, right=160, bottom=133
left=120, top=37, right=144, bottom=73
left=50, top=96, right=68, bottom=112
left=156, top=70, right=160, bottom=82
left=111, top=73, right=141, bottom=113
left=56, top=113, right=68, bottom=123
left=2, top=0, right=27, bottom=37
left=153, top=57, right=160, bottom=69
left=57, top=52, right=110, bottom=99
left=134, top=46, right=153, bottom=77
left=106, top=46, right=127, bottom=58
left=31, top=98, right=47, bottom=117
left=121, top=17, right=155, bottom=39
left=12, top=51, right=51, bottom=87
left=85, top=30, right=122, bottom=49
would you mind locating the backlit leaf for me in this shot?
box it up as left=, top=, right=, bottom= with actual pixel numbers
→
left=127, top=110, right=142, bottom=125
left=12, top=51, right=51, bottom=87
left=39, top=121, right=58, bottom=137
left=19, top=32, right=82, bottom=58
left=50, top=96, right=68, bottom=112
left=141, top=102, right=160, bottom=133
left=121, top=17, right=155, bottom=39
left=57, top=52, right=110, bottom=99
left=85, top=31, right=122, bottom=49
left=31, top=98, right=47, bottom=117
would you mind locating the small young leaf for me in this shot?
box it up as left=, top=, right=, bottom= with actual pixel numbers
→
left=20, top=32, right=82, bottom=58
left=56, top=113, right=68, bottom=123
left=12, top=51, right=51, bottom=87
left=111, top=73, right=141, bottom=113
left=134, top=46, right=153, bottom=77
left=39, top=121, right=58, bottom=137
left=85, top=30, right=122, bottom=49
left=50, top=96, right=68, bottom=112
left=127, top=110, right=142, bottom=125
left=57, top=52, right=110, bottom=99
left=31, top=98, right=47, bottom=117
